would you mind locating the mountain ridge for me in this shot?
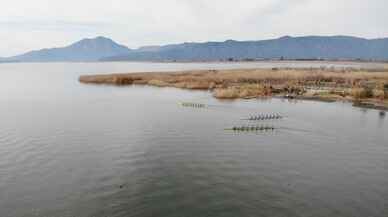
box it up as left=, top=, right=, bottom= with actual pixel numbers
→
left=102, top=35, right=388, bottom=62
left=4, top=36, right=131, bottom=62
left=2, top=35, right=388, bottom=62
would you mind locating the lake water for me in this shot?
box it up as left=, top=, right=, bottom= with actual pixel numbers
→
left=0, top=62, right=387, bottom=217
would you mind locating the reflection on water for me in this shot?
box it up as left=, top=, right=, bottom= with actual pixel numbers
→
left=0, top=63, right=387, bottom=217
left=378, top=111, right=386, bottom=128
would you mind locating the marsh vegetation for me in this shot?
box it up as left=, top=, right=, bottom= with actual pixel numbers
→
left=80, top=67, right=388, bottom=109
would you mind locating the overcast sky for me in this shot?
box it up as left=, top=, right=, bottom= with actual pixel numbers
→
left=1, top=0, right=387, bottom=56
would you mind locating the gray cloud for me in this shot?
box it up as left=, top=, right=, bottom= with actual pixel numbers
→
left=0, top=20, right=110, bottom=31
left=0, top=0, right=387, bottom=56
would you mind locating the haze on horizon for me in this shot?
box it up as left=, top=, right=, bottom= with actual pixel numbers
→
left=1, top=0, right=387, bottom=56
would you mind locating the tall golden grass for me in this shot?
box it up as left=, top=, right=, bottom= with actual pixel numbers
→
left=79, top=68, right=388, bottom=101
left=80, top=68, right=388, bottom=85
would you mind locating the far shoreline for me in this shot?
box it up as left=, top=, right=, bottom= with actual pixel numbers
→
left=1, top=59, right=388, bottom=65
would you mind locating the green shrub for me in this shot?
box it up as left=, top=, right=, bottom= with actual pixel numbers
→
left=351, top=87, right=374, bottom=99
left=364, top=87, right=374, bottom=98
left=383, top=84, right=388, bottom=99
left=384, top=83, right=388, bottom=91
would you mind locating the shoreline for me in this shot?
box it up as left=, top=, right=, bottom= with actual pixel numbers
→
left=1, top=59, right=388, bottom=65
left=79, top=68, right=388, bottom=111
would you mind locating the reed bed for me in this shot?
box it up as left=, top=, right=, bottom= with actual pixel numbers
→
left=79, top=68, right=388, bottom=108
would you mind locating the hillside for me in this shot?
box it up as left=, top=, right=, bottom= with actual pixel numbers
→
left=102, top=36, right=388, bottom=61
left=5, top=36, right=131, bottom=62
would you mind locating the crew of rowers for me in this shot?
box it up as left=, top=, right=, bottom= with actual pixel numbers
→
left=247, top=114, right=282, bottom=121
left=181, top=102, right=206, bottom=108
left=232, top=126, right=275, bottom=131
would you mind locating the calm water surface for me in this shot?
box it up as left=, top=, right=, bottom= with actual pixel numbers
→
left=0, top=62, right=387, bottom=217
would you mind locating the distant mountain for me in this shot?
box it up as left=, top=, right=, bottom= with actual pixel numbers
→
left=102, top=36, right=388, bottom=61
left=136, top=45, right=162, bottom=52
left=0, top=57, right=18, bottom=63
left=2, top=35, right=388, bottom=62
left=5, top=36, right=131, bottom=62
